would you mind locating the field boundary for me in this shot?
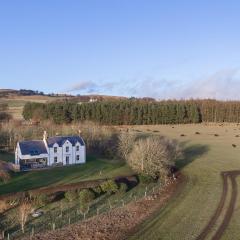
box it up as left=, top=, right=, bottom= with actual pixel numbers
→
left=0, top=175, right=137, bottom=201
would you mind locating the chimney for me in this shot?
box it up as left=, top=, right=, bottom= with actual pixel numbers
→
left=43, top=131, right=48, bottom=140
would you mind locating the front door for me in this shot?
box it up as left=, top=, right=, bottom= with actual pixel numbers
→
left=66, top=156, right=69, bottom=165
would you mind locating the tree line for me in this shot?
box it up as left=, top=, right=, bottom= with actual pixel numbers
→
left=22, top=99, right=240, bottom=125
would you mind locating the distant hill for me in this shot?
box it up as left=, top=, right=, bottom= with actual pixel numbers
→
left=0, top=88, right=129, bottom=102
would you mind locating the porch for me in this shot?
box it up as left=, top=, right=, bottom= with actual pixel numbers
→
left=19, top=158, right=48, bottom=171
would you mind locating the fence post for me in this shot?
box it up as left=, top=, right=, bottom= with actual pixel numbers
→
left=52, top=222, right=55, bottom=231
left=7, top=233, right=10, bottom=240
left=2, top=230, right=4, bottom=239
left=31, top=227, right=34, bottom=238
left=108, top=199, right=112, bottom=209
left=69, top=217, right=71, bottom=225
left=97, top=208, right=99, bottom=215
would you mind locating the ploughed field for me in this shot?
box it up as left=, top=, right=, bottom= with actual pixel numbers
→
left=129, top=124, right=240, bottom=240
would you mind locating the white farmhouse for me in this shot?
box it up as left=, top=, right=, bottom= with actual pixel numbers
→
left=15, top=131, right=86, bottom=170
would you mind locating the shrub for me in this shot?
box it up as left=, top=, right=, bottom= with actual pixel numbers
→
left=118, top=182, right=128, bottom=194
left=79, top=189, right=95, bottom=205
left=214, top=134, right=219, bottom=137
left=138, top=174, right=155, bottom=184
left=127, top=136, right=181, bottom=179
left=100, top=180, right=118, bottom=194
left=232, top=144, right=237, bottom=148
left=0, top=170, right=10, bottom=183
left=33, top=193, right=50, bottom=207
left=195, top=132, right=200, bottom=135
left=235, top=135, right=239, bottom=137
left=0, top=200, right=8, bottom=213
left=180, top=134, right=185, bottom=137
left=64, top=190, right=78, bottom=202
left=92, top=186, right=102, bottom=196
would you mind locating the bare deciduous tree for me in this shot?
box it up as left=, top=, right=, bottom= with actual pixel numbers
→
left=17, top=198, right=32, bottom=233
left=117, top=133, right=136, bottom=161
left=127, top=136, right=181, bottom=180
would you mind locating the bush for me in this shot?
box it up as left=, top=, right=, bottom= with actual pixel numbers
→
left=64, top=190, right=78, bottom=202
left=92, top=186, right=102, bottom=196
left=180, top=134, right=185, bottom=137
left=138, top=174, right=155, bottom=184
left=118, top=182, right=128, bottom=194
left=214, top=134, right=219, bottom=137
left=79, top=189, right=95, bottom=205
left=100, top=180, right=118, bottom=194
left=0, top=200, right=8, bottom=213
left=33, top=193, right=50, bottom=207
left=195, top=132, right=200, bottom=135
left=127, top=136, right=181, bottom=179
left=0, top=170, right=10, bottom=183
left=232, top=144, right=237, bottom=148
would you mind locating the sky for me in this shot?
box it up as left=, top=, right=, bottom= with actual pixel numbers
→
left=0, top=0, right=240, bottom=99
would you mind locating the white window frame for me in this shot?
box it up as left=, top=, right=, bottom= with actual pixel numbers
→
left=66, top=146, right=69, bottom=152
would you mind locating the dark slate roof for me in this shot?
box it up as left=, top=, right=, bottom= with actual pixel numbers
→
left=47, top=136, right=85, bottom=147
left=19, top=140, right=48, bottom=156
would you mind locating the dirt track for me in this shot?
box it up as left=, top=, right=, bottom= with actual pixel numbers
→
left=196, top=171, right=239, bottom=240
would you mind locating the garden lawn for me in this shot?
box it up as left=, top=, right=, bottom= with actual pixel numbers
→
left=0, top=155, right=133, bottom=195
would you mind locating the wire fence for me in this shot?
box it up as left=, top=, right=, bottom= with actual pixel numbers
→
left=2, top=181, right=163, bottom=240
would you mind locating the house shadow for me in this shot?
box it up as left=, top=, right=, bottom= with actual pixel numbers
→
left=176, top=142, right=209, bottom=170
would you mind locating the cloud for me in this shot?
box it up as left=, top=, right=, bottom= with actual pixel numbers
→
left=65, top=80, right=116, bottom=94
left=65, top=68, right=240, bottom=100
left=125, top=68, right=240, bottom=100
left=181, top=68, right=240, bottom=100
left=66, top=81, right=98, bottom=93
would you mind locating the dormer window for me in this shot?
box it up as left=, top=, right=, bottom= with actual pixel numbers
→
left=54, top=147, right=57, bottom=153
left=66, top=146, right=69, bottom=152
left=76, top=145, right=79, bottom=151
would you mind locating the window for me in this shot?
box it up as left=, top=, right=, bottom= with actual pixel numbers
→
left=76, top=145, right=80, bottom=151
left=76, top=155, right=80, bottom=161
left=54, top=147, right=57, bottom=153
left=66, top=156, right=69, bottom=164
left=66, top=146, right=69, bottom=152
left=54, top=157, right=57, bottom=163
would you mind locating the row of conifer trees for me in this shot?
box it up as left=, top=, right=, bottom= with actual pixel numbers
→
left=22, top=99, right=240, bottom=125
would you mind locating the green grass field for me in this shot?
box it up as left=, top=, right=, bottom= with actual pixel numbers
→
left=0, top=155, right=133, bottom=195
left=129, top=124, right=240, bottom=240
